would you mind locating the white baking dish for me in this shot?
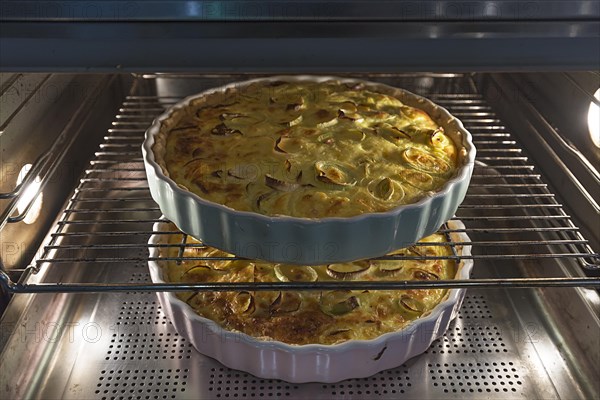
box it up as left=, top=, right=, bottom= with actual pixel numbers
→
left=148, top=219, right=473, bottom=383
left=142, top=75, right=475, bottom=264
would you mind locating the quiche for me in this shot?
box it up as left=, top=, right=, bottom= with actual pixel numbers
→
left=156, top=80, right=459, bottom=218
left=160, top=222, right=457, bottom=346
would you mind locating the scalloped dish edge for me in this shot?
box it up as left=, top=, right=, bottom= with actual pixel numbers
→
left=147, top=219, right=473, bottom=383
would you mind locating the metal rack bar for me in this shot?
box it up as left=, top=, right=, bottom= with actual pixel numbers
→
left=45, top=227, right=584, bottom=237
left=69, top=197, right=155, bottom=202
left=41, top=239, right=590, bottom=250
left=2, top=277, right=598, bottom=294
left=34, top=254, right=597, bottom=264
left=562, top=72, right=600, bottom=107
left=470, top=174, right=540, bottom=178
left=59, top=204, right=566, bottom=212
left=57, top=210, right=574, bottom=221
left=459, top=204, right=560, bottom=208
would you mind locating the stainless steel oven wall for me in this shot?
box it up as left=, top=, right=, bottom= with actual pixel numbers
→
left=476, top=73, right=600, bottom=252
left=0, top=74, right=129, bottom=272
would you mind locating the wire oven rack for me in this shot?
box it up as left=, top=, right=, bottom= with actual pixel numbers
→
left=0, top=74, right=599, bottom=294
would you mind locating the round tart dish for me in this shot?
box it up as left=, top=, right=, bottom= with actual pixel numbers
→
left=148, top=219, right=473, bottom=383
left=143, top=75, right=476, bottom=264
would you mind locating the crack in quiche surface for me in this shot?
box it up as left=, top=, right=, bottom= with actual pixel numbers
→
left=160, top=223, right=457, bottom=345
left=158, top=80, right=459, bottom=218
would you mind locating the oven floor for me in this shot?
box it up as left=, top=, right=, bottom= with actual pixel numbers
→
left=0, top=284, right=586, bottom=400
left=1, top=74, right=598, bottom=399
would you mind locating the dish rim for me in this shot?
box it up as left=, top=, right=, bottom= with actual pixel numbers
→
left=147, top=218, right=474, bottom=353
left=142, top=74, right=476, bottom=225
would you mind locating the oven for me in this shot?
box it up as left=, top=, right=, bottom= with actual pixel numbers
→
left=1, top=2, right=599, bottom=399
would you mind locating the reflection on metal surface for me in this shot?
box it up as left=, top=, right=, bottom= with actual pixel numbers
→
left=15, top=163, right=43, bottom=225
left=581, top=287, right=600, bottom=306
left=588, top=88, right=600, bottom=148
left=482, top=73, right=600, bottom=252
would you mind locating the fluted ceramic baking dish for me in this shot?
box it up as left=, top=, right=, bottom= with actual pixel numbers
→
left=142, top=75, right=475, bottom=264
left=148, top=219, right=473, bottom=383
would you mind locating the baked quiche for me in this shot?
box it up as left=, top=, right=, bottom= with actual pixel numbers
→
left=160, top=223, right=457, bottom=346
left=156, top=80, right=459, bottom=218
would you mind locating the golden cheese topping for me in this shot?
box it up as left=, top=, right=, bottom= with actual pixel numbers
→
left=159, top=80, right=458, bottom=218
left=160, top=223, right=457, bottom=345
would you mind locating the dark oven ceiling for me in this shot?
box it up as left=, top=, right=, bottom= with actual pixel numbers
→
left=0, top=1, right=599, bottom=72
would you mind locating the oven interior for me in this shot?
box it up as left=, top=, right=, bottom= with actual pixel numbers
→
left=0, top=71, right=598, bottom=399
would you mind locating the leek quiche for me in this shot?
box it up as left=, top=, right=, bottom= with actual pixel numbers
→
left=162, top=224, right=457, bottom=346
left=157, top=80, right=458, bottom=218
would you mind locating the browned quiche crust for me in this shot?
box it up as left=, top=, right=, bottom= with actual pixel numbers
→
left=160, top=222, right=457, bottom=345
